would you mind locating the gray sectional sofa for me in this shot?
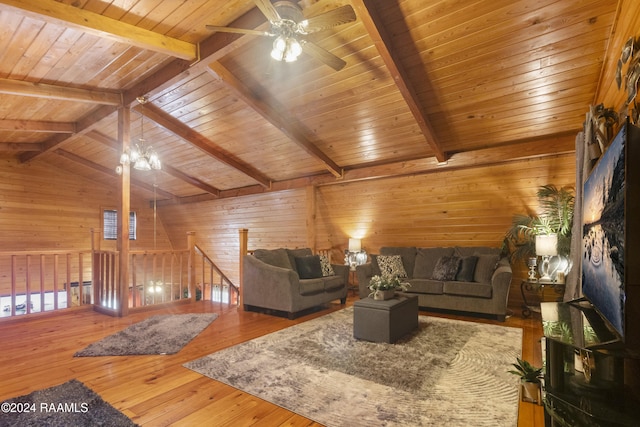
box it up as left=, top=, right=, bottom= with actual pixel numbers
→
left=356, top=246, right=512, bottom=321
left=242, top=247, right=349, bottom=319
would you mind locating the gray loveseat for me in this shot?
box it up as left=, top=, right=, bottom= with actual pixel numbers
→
left=243, top=248, right=349, bottom=319
left=356, top=246, right=512, bottom=321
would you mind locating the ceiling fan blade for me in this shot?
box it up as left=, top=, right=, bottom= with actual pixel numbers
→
left=206, top=25, right=271, bottom=37
left=300, top=5, right=356, bottom=33
left=254, top=0, right=281, bottom=22
left=301, top=41, right=346, bottom=71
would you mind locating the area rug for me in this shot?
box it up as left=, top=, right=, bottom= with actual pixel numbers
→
left=75, top=313, right=218, bottom=356
left=184, top=308, right=522, bottom=427
left=0, top=379, right=136, bottom=426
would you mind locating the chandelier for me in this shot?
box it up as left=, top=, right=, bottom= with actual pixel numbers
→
left=119, top=97, right=161, bottom=171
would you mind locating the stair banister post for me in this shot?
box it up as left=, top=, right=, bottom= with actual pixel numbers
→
left=187, top=231, right=196, bottom=302
left=239, top=228, right=248, bottom=310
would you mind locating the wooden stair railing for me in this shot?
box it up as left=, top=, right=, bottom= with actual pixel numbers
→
left=92, top=231, right=240, bottom=316
left=194, top=244, right=239, bottom=305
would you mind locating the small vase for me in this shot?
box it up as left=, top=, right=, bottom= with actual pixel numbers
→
left=373, top=289, right=395, bottom=300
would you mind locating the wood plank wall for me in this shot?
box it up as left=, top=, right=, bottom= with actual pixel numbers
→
left=159, top=154, right=576, bottom=313
left=10, top=0, right=640, bottom=313
left=0, top=156, right=173, bottom=295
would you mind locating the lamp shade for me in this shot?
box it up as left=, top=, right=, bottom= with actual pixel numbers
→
left=348, top=238, right=361, bottom=252
left=535, top=234, right=558, bottom=256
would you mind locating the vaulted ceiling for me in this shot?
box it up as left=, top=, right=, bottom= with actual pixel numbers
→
left=0, top=0, right=619, bottom=204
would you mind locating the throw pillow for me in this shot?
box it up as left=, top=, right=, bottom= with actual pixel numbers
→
left=431, top=256, right=461, bottom=281
left=473, top=254, right=500, bottom=283
left=412, top=247, right=455, bottom=278
left=295, top=255, right=323, bottom=279
left=456, top=255, right=478, bottom=282
left=253, top=248, right=292, bottom=269
left=376, top=255, right=408, bottom=278
left=319, top=254, right=335, bottom=277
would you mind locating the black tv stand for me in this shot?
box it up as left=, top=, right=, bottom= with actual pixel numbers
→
left=540, top=302, right=640, bottom=426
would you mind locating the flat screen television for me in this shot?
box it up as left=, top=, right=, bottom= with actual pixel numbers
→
left=581, top=120, right=640, bottom=356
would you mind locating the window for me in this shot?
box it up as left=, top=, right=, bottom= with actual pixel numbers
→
left=103, top=209, right=137, bottom=240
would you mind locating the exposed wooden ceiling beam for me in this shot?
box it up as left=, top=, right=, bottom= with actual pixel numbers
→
left=0, top=119, right=75, bottom=133
left=123, top=7, right=267, bottom=105
left=352, top=0, right=447, bottom=163
left=54, top=148, right=177, bottom=200
left=19, top=105, right=119, bottom=163
left=20, top=8, right=267, bottom=163
left=137, top=103, right=272, bottom=188
left=207, top=62, right=344, bottom=178
left=158, top=133, right=576, bottom=206
left=0, top=142, right=43, bottom=151
left=85, top=130, right=221, bottom=198
left=0, top=78, right=121, bottom=105
left=0, top=0, right=197, bottom=60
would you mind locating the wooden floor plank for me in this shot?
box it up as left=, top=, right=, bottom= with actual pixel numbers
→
left=0, top=297, right=544, bottom=426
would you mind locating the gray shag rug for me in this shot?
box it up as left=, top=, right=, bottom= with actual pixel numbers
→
left=75, top=313, right=218, bottom=356
left=0, top=379, right=136, bottom=427
left=185, top=308, right=522, bottom=427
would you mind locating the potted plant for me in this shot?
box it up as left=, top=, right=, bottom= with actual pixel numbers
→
left=368, top=275, right=410, bottom=300
left=509, top=357, right=543, bottom=404
left=503, top=185, right=575, bottom=279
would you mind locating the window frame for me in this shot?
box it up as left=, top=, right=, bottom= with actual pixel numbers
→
left=102, top=208, right=137, bottom=241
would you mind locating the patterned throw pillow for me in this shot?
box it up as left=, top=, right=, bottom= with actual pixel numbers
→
left=376, top=255, right=408, bottom=278
left=431, top=256, right=461, bottom=281
left=319, top=254, right=335, bottom=277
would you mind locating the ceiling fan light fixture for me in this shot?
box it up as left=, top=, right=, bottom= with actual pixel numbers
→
left=271, top=36, right=302, bottom=62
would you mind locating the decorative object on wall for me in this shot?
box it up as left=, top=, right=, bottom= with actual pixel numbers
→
left=119, top=96, right=161, bottom=171
left=344, top=238, right=367, bottom=269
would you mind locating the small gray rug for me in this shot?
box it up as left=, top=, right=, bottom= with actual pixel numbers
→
left=185, top=308, right=522, bottom=427
left=75, top=313, right=218, bottom=356
left=0, top=379, right=136, bottom=427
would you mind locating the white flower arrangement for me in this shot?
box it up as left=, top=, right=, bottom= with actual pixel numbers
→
left=368, top=274, right=410, bottom=298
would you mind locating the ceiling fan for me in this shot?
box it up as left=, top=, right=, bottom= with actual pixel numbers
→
left=206, top=0, right=356, bottom=71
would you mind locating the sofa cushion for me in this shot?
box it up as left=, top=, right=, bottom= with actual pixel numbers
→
left=319, top=254, right=335, bottom=277
left=377, top=255, right=408, bottom=278
left=295, top=255, right=323, bottom=279
left=443, top=281, right=492, bottom=298
left=253, top=248, right=292, bottom=269
left=473, top=254, right=500, bottom=283
left=456, top=255, right=478, bottom=282
left=412, top=247, right=455, bottom=279
left=299, top=278, right=324, bottom=295
left=380, top=247, right=417, bottom=278
left=323, top=275, right=344, bottom=291
left=407, top=279, right=444, bottom=294
left=431, top=256, right=461, bottom=281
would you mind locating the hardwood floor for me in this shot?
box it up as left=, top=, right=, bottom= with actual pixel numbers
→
left=0, top=297, right=545, bottom=426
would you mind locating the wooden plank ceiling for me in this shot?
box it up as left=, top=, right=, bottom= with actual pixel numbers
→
left=0, top=0, right=619, bottom=203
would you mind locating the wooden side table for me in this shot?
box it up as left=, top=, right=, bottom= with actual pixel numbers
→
left=520, top=280, right=565, bottom=317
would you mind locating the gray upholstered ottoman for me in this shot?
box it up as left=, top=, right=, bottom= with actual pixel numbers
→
left=353, top=294, right=419, bottom=343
